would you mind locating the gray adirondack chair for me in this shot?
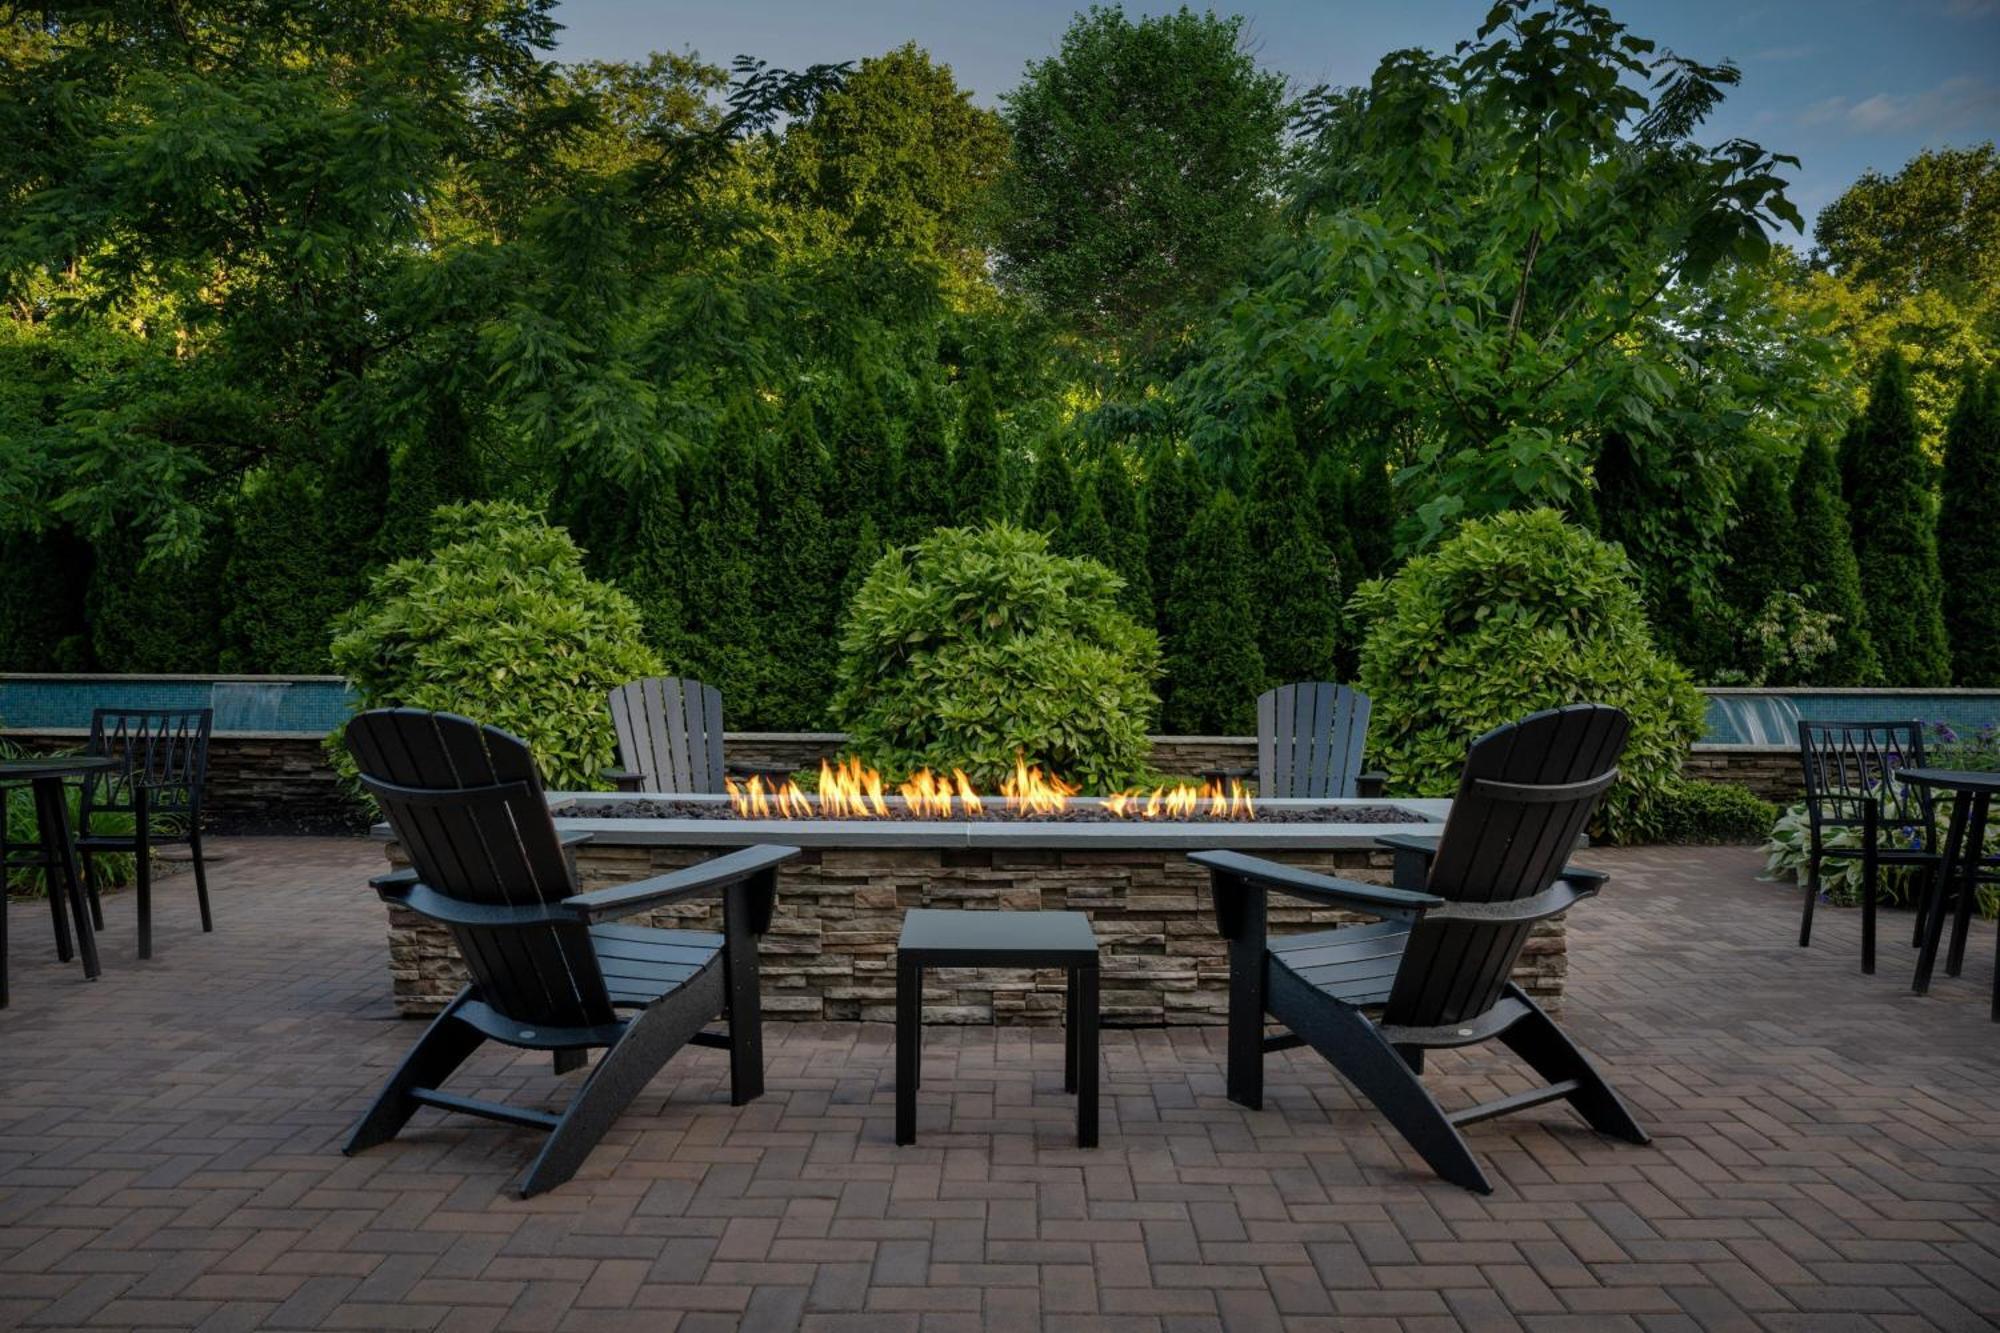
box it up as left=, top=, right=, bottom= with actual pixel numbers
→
left=605, top=676, right=728, bottom=793
left=1192, top=704, right=1647, bottom=1193
left=1259, top=682, right=1385, bottom=798
left=344, top=708, right=797, bottom=1197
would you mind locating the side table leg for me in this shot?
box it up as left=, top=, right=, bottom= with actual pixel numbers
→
left=1063, top=967, right=1078, bottom=1094
left=1915, top=796, right=1970, bottom=994
left=1944, top=794, right=1989, bottom=978
left=896, top=957, right=919, bottom=1145
left=1076, top=963, right=1099, bottom=1149
left=36, top=778, right=98, bottom=980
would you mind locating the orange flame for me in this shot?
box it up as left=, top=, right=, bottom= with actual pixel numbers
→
left=723, top=757, right=1253, bottom=821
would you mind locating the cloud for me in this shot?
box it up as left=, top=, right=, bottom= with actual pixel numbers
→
left=1796, top=75, right=2000, bottom=134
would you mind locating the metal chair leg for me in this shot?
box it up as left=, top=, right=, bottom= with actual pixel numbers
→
left=188, top=828, right=214, bottom=933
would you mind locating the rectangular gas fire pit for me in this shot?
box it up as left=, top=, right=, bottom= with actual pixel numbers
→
left=378, top=788, right=1574, bottom=1024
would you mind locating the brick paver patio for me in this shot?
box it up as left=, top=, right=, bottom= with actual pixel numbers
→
left=2, top=837, right=1996, bottom=1331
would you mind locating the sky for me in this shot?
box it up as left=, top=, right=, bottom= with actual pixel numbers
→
left=547, top=0, right=2000, bottom=240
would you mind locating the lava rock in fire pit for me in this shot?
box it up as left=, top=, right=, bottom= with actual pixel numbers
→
left=584, top=798, right=1428, bottom=825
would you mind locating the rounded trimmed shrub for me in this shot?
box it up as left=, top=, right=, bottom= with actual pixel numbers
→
left=1351, top=508, right=1704, bottom=843
left=330, top=501, right=663, bottom=791
left=832, top=522, right=1160, bottom=790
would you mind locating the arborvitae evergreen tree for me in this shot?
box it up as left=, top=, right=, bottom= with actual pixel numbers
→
left=1146, top=445, right=1200, bottom=630
left=756, top=401, right=841, bottom=726
left=890, top=383, right=953, bottom=543
left=949, top=367, right=1005, bottom=524
left=89, top=522, right=231, bottom=672
left=1027, top=444, right=1079, bottom=545
left=830, top=379, right=893, bottom=536
left=679, top=416, right=765, bottom=707
left=1309, top=455, right=1364, bottom=678
left=1724, top=453, right=1800, bottom=620
left=379, top=400, right=482, bottom=563
left=1939, top=367, right=2000, bottom=685
left=1091, top=456, right=1152, bottom=617
left=1063, top=470, right=1117, bottom=570
left=623, top=474, right=691, bottom=673
left=0, top=529, right=90, bottom=670
left=1848, top=350, right=1951, bottom=685
left=1344, top=439, right=1396, bottom=579
left=1248, top=428, right=1340, bottom=686
left=1790, top=435, right=1878, bottom=685
left=222, top=465, right=344, bottom=671
left=1163, top=489, right=1265, bottom=733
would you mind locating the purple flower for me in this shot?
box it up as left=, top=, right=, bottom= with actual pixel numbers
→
left=1937, top=724, right=1960, bottom=744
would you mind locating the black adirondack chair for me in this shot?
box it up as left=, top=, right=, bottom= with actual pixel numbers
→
left=344, top=708, right=798, bottom=1197
left=1192, top=704, right=1647, bottom=1194
left=76, top=707, right=214, bottom=959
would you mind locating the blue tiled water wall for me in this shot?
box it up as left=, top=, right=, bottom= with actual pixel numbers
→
left=5, top=676, right=1998, bottom=742
left=0, top=676, right=358, bottom=734
left=1702, top=691, right=2000, bottom=746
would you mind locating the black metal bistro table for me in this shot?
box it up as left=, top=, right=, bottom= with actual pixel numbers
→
left=1896, top=767, right=2000, bottom=1021
left=0, top=754, right=120, bottom=1007
left=896, top=908, right=1101, bottom=1147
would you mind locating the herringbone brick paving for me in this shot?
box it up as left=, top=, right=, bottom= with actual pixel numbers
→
left=2, top=838, right=1995, bottom=1331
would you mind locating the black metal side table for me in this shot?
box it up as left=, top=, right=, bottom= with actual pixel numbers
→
left=1, top=754, right=121, bottom=1007
left=1896, top=767, right=2000, bottom=1021
left=895, top=908, right=1101, bottom=1147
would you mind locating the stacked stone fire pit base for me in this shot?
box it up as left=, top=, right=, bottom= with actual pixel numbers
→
left=382, top=801, right=1568, bottom=1024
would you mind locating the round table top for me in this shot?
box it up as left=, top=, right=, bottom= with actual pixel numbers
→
left=0, top=754, right=121, bottom=782
left=1894, top=766, right=2000, bottom=795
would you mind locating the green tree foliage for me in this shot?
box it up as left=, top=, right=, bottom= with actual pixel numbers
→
left=330, top=502, right=663, bottom=791
left=222, top=465, right=362, bottom=672
left=774, top=43, right=1009, bottom=289
left=1090, top=456, right=1152, bottom=617
left=949, top=367, right=1007, bottom=524
left=755, top=403, right=841, bottom=727
left=1815, top=143, right=1998, bottom=316
left=0, top=530, right=88, bottom=671
left=679, top=416, right=766, bottom=706
left=1247, top=428, right=1340, bottom=685
left=1939, top=368, right=2000, bottom=685
left=995, top=5, right=1288, bottom=352
left=1342, top=442, right=1397, bottom=582
left=1351, top=509, right=1705, bottom=843
left=1026, top=446, right=1079, bottom=544
left=1163, top=490, right=1264, bottom=734
left=1723, top=455, right=1800, bottom=623
left=1847, top=351, right=1951, bottom=685
left=1169, top=0, right=1811, bottom=552
left=833, top=523, right=1160, bottom=789
left=86, top=527, right=230, bottom=673
left=889, top=384, right=954, bottom=543
left=1787, top=435, right=1878, bottom=686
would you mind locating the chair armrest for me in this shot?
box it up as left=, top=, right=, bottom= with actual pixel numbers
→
left=1803, top=791, right=1880, bottom=827
left=602, top=768, right=646, bottom=793
left=1191, top=849, right=1443, bottom=921
left=1356, top=771, right=1389, bottom=799
left=369, top=868, right=420, bottom=903
left=1376, top=833, right=1438, bottom=890
left=563, top=844, right=799, bottom=924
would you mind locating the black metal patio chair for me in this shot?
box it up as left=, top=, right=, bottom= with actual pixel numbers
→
left=75, top=707, right=214, bottom=959
left=1192, top=703, right=1647, bottom=1194
left=344, top=708, right=797, bottom=1197
left=1790, top=719, right=2000, bottom=974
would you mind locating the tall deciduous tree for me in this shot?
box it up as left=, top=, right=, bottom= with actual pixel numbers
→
left=1939, top=368, right=2000, bottom=685
left=774, top=42, right=1008, bottom=288
left=995, top=5, right=1288, bottom=353
left=1848, top=351, right=1951, bottom=685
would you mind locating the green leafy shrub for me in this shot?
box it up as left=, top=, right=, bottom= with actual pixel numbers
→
left=832, top=522, right=1160, bottom=790
left=329, top=501, right=663, bottom=791
left=1352, top=509, right=1704, bottom=843
left=1651, top=780, right=1777, bottom=845
left=1760, top=801, right=1999, bottom=918
left=0, top=741, right=137, bottom=895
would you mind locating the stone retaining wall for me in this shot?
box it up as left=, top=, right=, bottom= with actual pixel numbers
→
left=383, top=839, right=1567, bottom=1026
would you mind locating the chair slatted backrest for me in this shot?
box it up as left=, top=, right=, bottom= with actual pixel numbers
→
left=1258, top=683, right=1372, bottom=799
left=607, top=677, right=727, bottom=793
left=1382, top=704, right=1629, bottom=1030
left=345, top=709, right=615, bottom=1031
left=1797, top=719, right=1931, bottom=828
left=82, top=708, right=214, bottom=824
